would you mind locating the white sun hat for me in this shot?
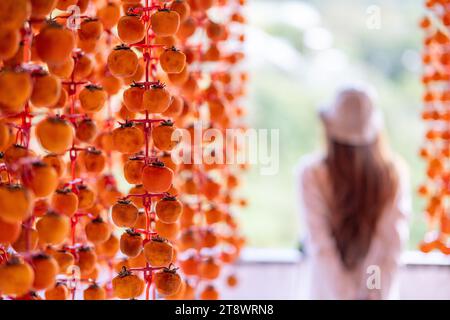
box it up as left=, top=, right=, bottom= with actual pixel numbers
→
left=319, top=84, right=384, bottom=146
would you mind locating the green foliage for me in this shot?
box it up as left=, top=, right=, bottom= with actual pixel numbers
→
left=242, top=0, right=426, bottom=249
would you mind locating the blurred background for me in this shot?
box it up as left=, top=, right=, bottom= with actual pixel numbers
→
left=239, top=0, right=425, bottom=250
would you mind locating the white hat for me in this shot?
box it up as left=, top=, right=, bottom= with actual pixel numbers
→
left=319, top=85, right=383, bottom=146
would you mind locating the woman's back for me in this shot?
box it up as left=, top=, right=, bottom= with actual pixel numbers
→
left=296, top=86, right=411, bottom=299
left=296, top=154, right=410, bottom=299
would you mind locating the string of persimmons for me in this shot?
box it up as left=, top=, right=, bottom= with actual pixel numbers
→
left=0, top=0, right=247, bottom=300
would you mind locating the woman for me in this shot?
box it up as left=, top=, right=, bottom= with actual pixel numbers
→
left=296, top=85, right=410, bottom=300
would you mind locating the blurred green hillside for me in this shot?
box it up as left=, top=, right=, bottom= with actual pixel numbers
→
left=240, top=0, right=426, bottom=249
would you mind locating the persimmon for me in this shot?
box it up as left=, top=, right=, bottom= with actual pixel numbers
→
left=160, top=152, right=178, bottom=173
left=85, top=217, right=111, bottom=244
left=182, top=177, right=198, bottom=194
left=76, top=247, right=98, bottom=276
left=160, top=47, right=186, bottom=74
left=79, top=85, right=107, bottom=113
left=171, top=0, right=191, bottom=22
left=208, top=98, right=226, bottom=122
left=0, top=217, right=21, bottom=244
left=76, top=185, right=96, bottom=209
left=112, top=122, right=145, bottom=154
left=183, top=280, right=196, bottom=300
left=1, top=143, right=36, bottom=168
left=80, top=148, right=106, bottom=173
left=98, top=2, right=121, bottom=30
left=0, top=122, right=11, bottom=151
left=199, top=257, right=221, bottom=280
left=73, top=54, right=94, bottom=80
left=206, top=20, right=225, bottom=42
left=179, top=254, right=199, bottom=276
left=180, top=204, right=195, bottom=228
left=181, top=74, right=199, bottom=98
left=56, top=0, right=77, bottom=10
left=151, top=9, right=181, bottom=37
left=205, top=206, right=223, bottom=224
left=154, top=268, right=182, bottom=296
left=3, top=41, right=24, bottom=67
left=133, top=210, right=147, bottom=229
left=0, top=27, right=20, bottom=60
left=143, top=83, right=171, bottom=113
left=22, top=161, right=58, bottom=197
left=195, top=0, right=216, bottom=10
left=118, top=14, right=145, bottom=44
left=203, top=178, right=221, bottom=200
left=179, top=228, right=199, bottom=251
left=128, top=250, right=146, bottom=268
left=30, top=71, right=61, bottom=108
left=3, top=145, right=34, bottom=169
left=51, top=250, right=74, bottom=273
left=45, top=282, right=69, bottom=300
left=123, top=84, right=145, bottom=112
left=112, top=199, right=139, bottom=227
left=42, top=154, right=65, bottom=177
left=176, top=17, right=196, bottom=41
left=154, top=36, right=177, bottom=57
left=79, top=18, right=104, bottom=41
left=51, top=188, right=78, bottom=217
left=0, top=258, right=34, bottom=296
left=112, top=268, right=144, bottom=299
left=0, top=184, right=32, bottom=223
left=201, top=229, right=219, bottom=248
left=168, top=65, right=189, bottom=86
left=166, top=279, right=186, bottom=300
left=33, top=198, right=50, bottom=218
left=49, top=87, right=68, bottom=109
left=143, top=236, right=173, bottom=267
left=155, top=196, right=183, bottom=224
left=123, top=58, right=145, bottom=85
left=36, top=116, right=74, bottom=154
left=77, top=0, right=89, bottom=13
left=152, top=121, right=179, bottom=151
left=120, top=229, right=143, bottom=258
left=108, top=45, right=139, bottom=78
left=36, top=211, right=70, bottom=245
left=200, top=285, right=219, bottom=300
left=35, top=21, right=75, bottom=65
left=12, top=227, right=39, bottom=252
left=30, top=0, right=57, bottom=19
left=203, top=44, right=221, bottom=61
left=0, top=0, right=30, bottom=29
left=124, top=157, right=144, bottom=184
left=142, top=162, right=174, bottom=193
left=95, top=131, right=116, bottom=152
left=155, top=220, right=179, bottom=240
left=100, top=72, right=122, bottom=96
left=84, top=283, right=106, bottom=300
left=114, top=258, right=130, bottom=273
left=0, top=69, right=32, bottom=114
left=163, top=95, right=184, bottom=118
left=31, top=253, right=59, bottom=290
left=96, top=234, right=120, bottom=259
left=48, top=58, right=74, bottom=79
left=76, top=118, right=97, bottom=143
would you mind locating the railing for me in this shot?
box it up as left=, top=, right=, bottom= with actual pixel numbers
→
left=218, top=248, right=450, bottom=299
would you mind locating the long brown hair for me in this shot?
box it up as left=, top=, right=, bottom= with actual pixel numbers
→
left=324, top=137, right=398, bottom=270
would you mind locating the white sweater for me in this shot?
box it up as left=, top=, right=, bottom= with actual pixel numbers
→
left=295, top=154, right=410, bottom=300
